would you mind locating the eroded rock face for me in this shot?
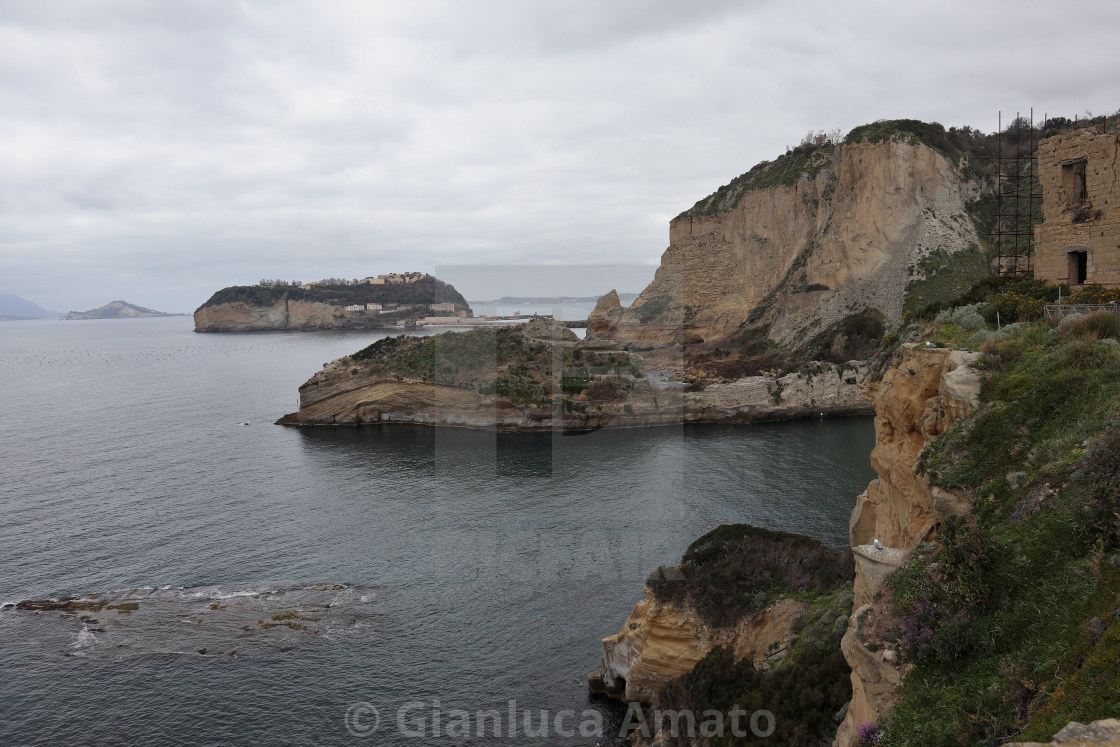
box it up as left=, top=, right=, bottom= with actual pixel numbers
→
left=597, top=141, right=980, bottom=349
left=835, top=601, right=905, bottom=747
left=277, top=358, right=873, bottom=430
left=834, top=344, right=983, bottom=746
left=596, top=590, right=807, bottom=706
left=848, top=345, right=981, bottom=557
left=586, top=289, right=623, bottom=340
left=683, top=361, right=873, bottom=423
left=194, top=300, right=381, bottom=332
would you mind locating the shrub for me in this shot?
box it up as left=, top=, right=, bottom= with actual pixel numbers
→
left=982, top=279, right=1058, bottom=324
left=1058, top=311, right=1120, bottom=342
left=898, top=598, right=938, bottom=660
left=858, top=721, right=882, bottom=746
left=934, top=303, right=986, bottom=331
left=968, top=329, right=999, bottom=347
left=1069, top=287, right=1120, bottom=304
left=656, top=587, right=854, bottom=746
left=797, top=309, right=887, bottom=364
left=648, top=524, right=853, bottom=628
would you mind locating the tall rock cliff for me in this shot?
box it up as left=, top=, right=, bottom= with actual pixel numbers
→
left=194, top=299, right=353, bottom=331
left=834, top=344, right=983, bottom=747
left=591, top=138, right=982, bottom=349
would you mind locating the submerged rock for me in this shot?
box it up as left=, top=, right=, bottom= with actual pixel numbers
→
left=3, top=582, right=380, bottom=660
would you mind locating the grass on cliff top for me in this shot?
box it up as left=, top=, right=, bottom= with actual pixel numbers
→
left=675, top=113, right=1115, bottom=224
left=679, top=144, right=835, bottom=219
left=648, top=524, right=853, bottom=630
left=196, top=275, right=470, bottom=313
left=874, top=317, right=1120, bottom=746
left=327, top=326, right=641, bottom=408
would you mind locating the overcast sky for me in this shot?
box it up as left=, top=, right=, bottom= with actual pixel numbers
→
left=2, top=0, right=1117, bottom=313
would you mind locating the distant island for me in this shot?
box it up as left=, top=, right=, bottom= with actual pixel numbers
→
left=194, top=273, right=472, bottom=332
left=67, top=301, right=184, bottom=320
left=475, top=293, right=639, bottom=305
left=0, top=293, right=63, bottom=321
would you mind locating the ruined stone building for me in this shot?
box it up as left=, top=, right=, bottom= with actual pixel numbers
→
left=1035, top=128, right=1120, bottom=288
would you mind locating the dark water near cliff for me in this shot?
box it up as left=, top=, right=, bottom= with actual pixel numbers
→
left=0, top=318, right=875, bottom=745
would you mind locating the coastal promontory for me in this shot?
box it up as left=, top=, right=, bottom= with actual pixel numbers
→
left=194, top=273, right=471, bottom=332
left=276, top=319, right=871, bottom=430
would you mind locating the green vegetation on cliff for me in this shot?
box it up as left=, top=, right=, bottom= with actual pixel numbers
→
left=311, top=322, right=642, bottom=413
left=656, top=591, right=853, bottom=746
left=677, top=113, right=1112, bottom=226
left=196, top=274, right=470, bottom=313
left=680, top=309, right=884, bottom=382
left=681, top=140, right=836, bottom=218
left=649, top=524, right=853, bottom=628
left=648, top=525, right=855, bottom=746
left=873, top=312, right=1120, bottom=745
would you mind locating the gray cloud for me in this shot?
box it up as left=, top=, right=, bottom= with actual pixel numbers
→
left=0, top=0, right=1116, bottom=312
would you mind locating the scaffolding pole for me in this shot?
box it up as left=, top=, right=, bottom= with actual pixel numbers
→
left=993, top=109, right=1042, bottom=277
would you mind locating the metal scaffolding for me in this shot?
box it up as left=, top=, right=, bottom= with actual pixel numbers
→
left=993, top=109, right=1042, bottom=277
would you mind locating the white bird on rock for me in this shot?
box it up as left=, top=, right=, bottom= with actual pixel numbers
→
left=873, top=539, right=884, bottom=550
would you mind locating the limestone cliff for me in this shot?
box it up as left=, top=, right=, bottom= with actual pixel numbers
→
left=834, top=344, right=983, bottom=747
left=194, top=274, right=470, bottom=332
left=593, top=138, right=982, bottom=349
left=194, top=299, right=365, bottom=332
left=590, top=591, right=807, bottom=705
left=848, top=345, right=982, bottom=569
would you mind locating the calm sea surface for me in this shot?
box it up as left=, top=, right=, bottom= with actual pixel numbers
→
left=0, top=317, right=874, bottom=745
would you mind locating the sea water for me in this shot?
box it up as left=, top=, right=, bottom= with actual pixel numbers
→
left=0, top=317, right=874, bottom=745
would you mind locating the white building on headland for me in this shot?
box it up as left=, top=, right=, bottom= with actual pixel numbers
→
left=345, top=304, right=366, bottom=312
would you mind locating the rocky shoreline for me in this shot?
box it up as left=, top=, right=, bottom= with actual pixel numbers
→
left=581, top=344, right=986, bottom=745
left=276, top=341, right=872, bottom=431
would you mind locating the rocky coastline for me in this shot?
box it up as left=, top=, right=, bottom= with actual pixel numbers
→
left=195, top=299, right=405, bottom=332
left=583, top=343, right=986, bottom=745
left=275, top=320, right=873, bottom=430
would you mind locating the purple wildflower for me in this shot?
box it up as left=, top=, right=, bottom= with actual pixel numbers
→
left=857, top=721, right=881, bottom=745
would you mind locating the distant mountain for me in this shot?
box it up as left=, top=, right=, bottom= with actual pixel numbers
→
left=67, top=301, right=184, bottom=320
left=475, top=293, right=640, bottom=305
left=0, top=293, right=64, bottom=320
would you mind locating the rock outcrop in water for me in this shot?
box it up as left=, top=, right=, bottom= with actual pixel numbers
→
left=2, top=583, right=379, bottom=659
left=276, top=320, right=873, bottom=430
left=589, top=524, right=856, bottom=745
left=194, top=274, right=471, bottom=332
left=589, top=137, right=984, bottom=350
